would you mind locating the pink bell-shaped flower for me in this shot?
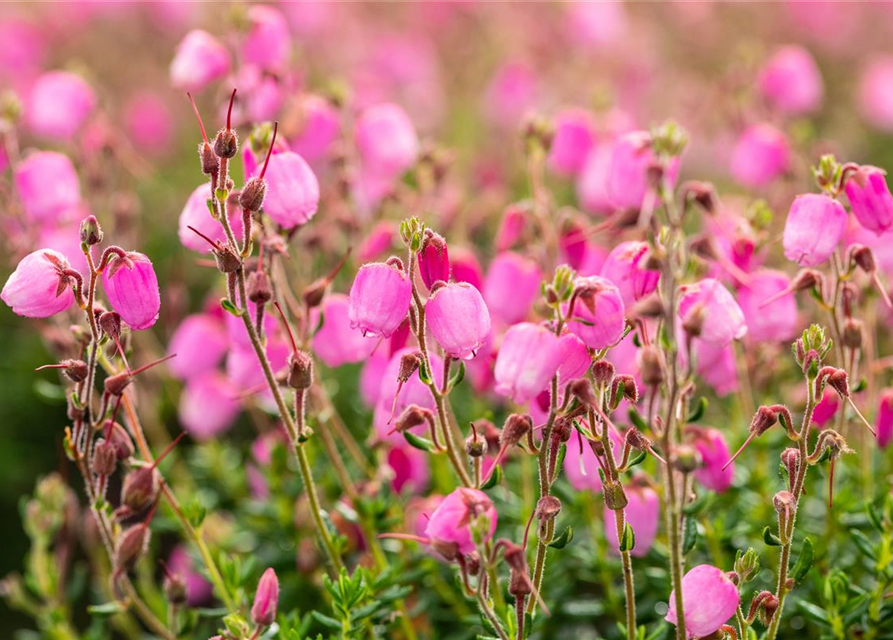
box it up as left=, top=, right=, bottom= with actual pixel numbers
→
left=494, top=322, right=562, bottom=403
left=692, top=339, right=739, bottom=398
left=557, top=332, right=591, bottom=383
left=757, top=46, right=823, bottom=116
left=566, top=276, right=626, bottom=349
left=877, top=390, right=893, bottom=449
left=601, top=241, right=659, bottom=307
left=262, top=151, right=319, bottom=229
left=170, top=30, right=231, bottom=92
left=483, top=252, right=542, bottom=325
left=605, top=481, right=659, bottom=558
left=355, top=103, right=419, bottom=179
left=387, top=444, right=430, bottom=494
left=179, top=372, right=241, bottom=441
left=548, top=107, right=595, bottom=177
left=845, top=166, right=893, bottom=235
left=291, top=95, right=340, bottom=165
left=349, top=261, right=412, bottom=338
left=426, top=282, right=491, bottom=360
left=15, top=151, right=81, bottom=225
left=690, top=427, right=734, bottom=493
left=167, top=313, right=229, bottom=381
left=858, top=57, right=893, bottom=132
left=451, top=247, right=484, bottom=292
left=678, top=278, right=747, bottom=345
left=251, top=568, right=279, bottom=627
left=242, top=5, right=291, bottom=72
left=311, top=294, right=377, bottom=367
left=729, top=124, right=790, bottom=189
left=102, top=251, right=161, bottom=330
left=783, top=193, right=847, bottom=267
left=178, top=183, right=243, bottom=252
left=124, top=92, right=174, bottom=156
left=608, top=131, right=680, bottom=211
left=27, top=71, right=96, bottom=141
left=576, top=143, right=614, bottom=216
left=737, top=270, right=799, bottom=343
left=1, top=249, right=75, bottom=318
left=665, top=564, right=740, bottom=638
left=425, top=487, right=498, bottom=555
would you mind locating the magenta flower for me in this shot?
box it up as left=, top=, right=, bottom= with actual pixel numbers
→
left=665, top=564, right=740, bottom=637
left=678, top=278, right=747, bottom=345
left=737, top=270, right=799, bottom=343
left=783, top=193, right=847, bottom=266
left=557, top=332, right=591, bottom=383
left=812, top=387, right=839, bottom=428
left=417, top=232, right=450, bottom=291
left=178, top=183, right=243, bottom=252
left=349, top=261, right=412, bottom=338
left=242, top=5, right=291, bottom=72
left=167, top=546, right=213, bottom=606
left=548, top=108, right=596, bottom=177
left=167, top=314, right=228, bottom=381
left=858, top=57, right=893, bottom=132
left=494, top=322, right=562, bottom=403
left=178, top=372, right=241, bottom=441
left=690, top=428, right=734, bottom=493
left=845, top=166, right=893, bottom=235
left=451, top=247, right=485, bottom=292
left=608, top=131, right=679, bottom=211
left=170, top=30, right=231, bottom=92
left=424, top=487, right=498, bottom=555
left=311, top=294, right=377, bottom=367
left=262, top=151, right=319, bottom=229
left=601, top=241, right=659, bottom=307
left=387, top=444, right=430, bottom=494
left=15, top=151, right=81, bottom=225
left=691, top=339, right=739, bottom=398
left=563, top=427, right=623, bottom=492
left=355, top=103, right=419, bottom=179
left=757, top=46, right=823, bottom=116
left=566, top=276, right=626, bottom=349
left=102, top=252, right=160, bottom=330
left=483, top=252, right=542, bottom=325
left=576, top=143, right=614, bottom=216
left=226, top=340, right=289, bottom=402
left=27, top=71, right=96, bottom=141
left=225, top=302, right=277, bottom=351
left=251, top=568, right=279, bottom=627
left=877, top=390, right=893, bottom=449
left=374, top=348, right=443, bottom=444
left=357, top=222, right=396, bottom=262
left=426, top=283, right=491, bottom=360
left=605, top=483, right=659, bottom=558
left=124, top=92, right=173, bottom=155
left=291, top=95, right=340, bottom=165
left=729, top=124, right=790, bottom=189
left=1, top=249, right=74, bottom=318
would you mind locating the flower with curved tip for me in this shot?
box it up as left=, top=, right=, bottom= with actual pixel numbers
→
left=426, top=282, right=491, bottom=360
left=27, top=71, right=96, bottom=141
left=845, top=166, right=893, bottom=235
left=1, top=249, right=75, bottom=318
left=600, top=241, right=659, bottom=307
left=783, top=193, right=847, bottom=267
left=262, top=151, right=319, bottom=228
left=729, top=124, right=790, bottom=189
left=425, top=487, right=497, bottom=555
left=678, top=278, right=747, bottom=345
left=494, top=323, right=562, bottom=403
left=102, top=252, right=160, bottom=330
left=348, top=261, right=412, bottom=338
left=605, top=481, right=659, bottom=558
left=311, top=294, right=377, bottom=367
left=665, top=564, right=740, bottom=637
left=15, top=151, right=81, bottom=225
left=483, top=252, right=542, bottom=325
left=757, top=46, right=823, bottom=116
left=355, top=103, right=419, bottom=179
left=170, top=30, right=231, bottom=92
left=566, top=276, right=626, bottom=349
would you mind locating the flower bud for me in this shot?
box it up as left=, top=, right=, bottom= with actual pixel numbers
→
left=568, top=378, right=599, bottom=408
left=394, top=405, right=430, bottom=433
left=843, top=318, right=863, bottom=350
left=826, top=368, right=850, bottom=398
left=397, top=352, right=421, bottom=383
left=845, top=166, right=893, bottom=235
left=79, top=215, right=103, bottom=246
left=783, top=194, right=847, bottom=267
left=610, top=374, right=639, bottom=407
left=247, top=270, right=273, bottom=305
left=251, top=568, right=279, bottom=627
left=773, top=490, right=796, bottom=515
left=638, top=345, right=665, bottom=386
left=465, top=433, right=486, bottom=457
left=426, top=282, right=491, bottom=360
left=501, top=414, right=533, bottom=448
left=535, top=495, right=562, bottom=520
left=107, top=422, right=135, bottom=460
left=286, top=350, right=313, bottom=389
left=239, top=176, right=267, bottom=212
left=61, top=359, right=89, bottom=383
left=592, top=360, right=615, bottom=386
left=603, top=482, right=628, bottom=510
left=164, top=571, right=187, bottom=606
left=213, top=245, right=242, bottom=273
left=121, top=467, right=160, bottom=513
left=751, top=406, right=779, bottom=437
left=673, top=444, right=702, bottom=473
left=625, top=428, right=651, bottom=452
left=99, top=311, right=122, bottom=341
left=114, top=524, right=151, bottom=574
left=417, top=229, right=450, bottom=292
left=92, top=439, right=117, bottom=476
left=214, top=128, right=238, bottom=159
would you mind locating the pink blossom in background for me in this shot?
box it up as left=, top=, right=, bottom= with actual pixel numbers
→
left=0, top=19, right=45, bottom=83
left=566, top=276, right=626, bottom=349
left=424, top=487, right=497, bottom=555
left=15, top=151, right=81, bottom=225
left=690, top=428, right=734, bottom=492
left=311, top=294, right=377, bottom=368
left=170, top=30, right=231, bottom=92
left=576, top=144, right=615, bottom=216
left=261, top=151, right=320, bottom=228
left=608, top=131, right=680, bottom=211
left=783, top=193, right=847, bottom=267
left=548, top=108, right=596, bottom=177
left=493, top=322, right=561, bottom=403
left=566, top=1, right=628, bottom=49
left=387, top=444, right=430, bottom=494
left=484, top=61, right=538, bottom=126
left=729, top=124, right=790, bottom=189
left=291, top=95, right=341, bottom=165
left=178, top=372, right=242, bottom=440
left=859, top=57, right=893, bottom=131
left=876, top=390, right=893, bottom=449
left=167, top=546, right=213, bottom=606
left=450, top=247, right=485, bottom=292
left=601, top=241, right=660, bottom=307
left=737, top=270, right=799, bottom=343
left=167, top=314, right=229, bottom=381
left=37, top=221, right=89, bottom=273
left=605, top=482, right=659, bottom=557
left=562, top=428, right=623, bottom=493
left=812, top=387, right=839, bottom=427
left=124, top=92, right=174, bottom=155
left=690, top=338, right=739, bottom=398
left=355, top=103, right=419, bottom=180
left=483, top=252, right=542, bottom=325
left=241, top=5, right=291, bottom=72
left=27, top=71, right=96, bottom=141
left=178, top=185, right=244, bottom=253
left=757, top=45, right=823, bottom=116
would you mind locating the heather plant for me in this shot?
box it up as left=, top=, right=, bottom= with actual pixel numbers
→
left=3, top=3, right=893, bottom=640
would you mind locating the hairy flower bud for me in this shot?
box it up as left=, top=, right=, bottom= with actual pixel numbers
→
left=843, top=318, right=863, bottom=350
left=773, top=490, right=796, bottom=515
left=638, top=345, right=665, bottom=386
left=246, top=270, right=273, bottom=305
left=59, top=359, right=89, bottom=383
left=121, top=467, right=160, bottom=513
left=417, top=229, right=450, bottom=291
left=535, top=495, right=562, bottom=520
left=92, top=439, right=117, bottom=476
left=500, top=414, right=533, bottom=447
left=394, top=404, right=430, bottom=433
left=239, top=176, right=267, bottom=212
left=592, top=360, right=615, bottom=387
left=673, top=443, right=702, bottom=473
left=79, top=215, right=103, bottom=246
left=214, top=127, right=238, bottom=159
left=114, top=524, right=151, bottom=574
left=568, top=378, right=598, bottom=408
left=286, top=350, right=313, bottom=389
left=603, top=482, right=629, bottom=510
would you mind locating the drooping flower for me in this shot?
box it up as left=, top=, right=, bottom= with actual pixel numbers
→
left=858, top=56, right=893, bottom=132
left=261, top=151, right=319, bottom=228
left=845, top=165, right=893, bottom=235
left=167, top=313, right=229, bottom=381
left=426, top=282, right=491, bottom=360
left=557, top=332, right=591, bottom=383
left=605, top=482, right=660, bottom=558
left=678, top=278, right=747, bottom=345
left=355, top=103, right=419, bottom=179
left=608, top=131, right=680, bottom=211
left=241, top=5, right=291, bottom=72
left=729, top=124, right=790, bottom=189
left=1, top=249, right=75, bottom=318
left=251, top=568, right=279, bottom=627
left=291, top=95, right=340, bottom=165
left=349, top=261, right=412, bottom=338
left=757, top=46, right=823, bottom=116
left=690, top=428, right=734, bottom=493
left=877, top=390, right=893, bottom=449
left=311, top=294, right=377, bottom=367
left=170, top=30, right=231, bottom=92
left=576, top=143, right=614, bottom=216
left=665, top=565, right=740, bottom=638
left=736, top=270, right=799, bottom=343
left=27, top=71, right=96, bottom=141
left=425, top=487, right=498, bottom=555
left=387, top=444, right=430, bottom=494
left=783, top=193, right=847, bottom=267
left=600, top=241, right=659, bottom=307
left=102, top=252, right=160, bottom=330
left=494, top=322, right=561, bottom=403
left=483, top=252, right=542, bottom=325
left=178, top=183, right=243, bottom=252
left=15, top=151, right=81, bottom=225
left=548, top=107, right=595, bottom=176
left=566, top=276, right=626, bottom=349
left=178, top=372, right=241, bottom=441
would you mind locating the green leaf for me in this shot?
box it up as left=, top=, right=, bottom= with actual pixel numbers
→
left=481, top=465, right=502, bottom=490
left=87, top=602, right=124, bottom=617
left=448, top=361, right=465, bottom=391
left=628, top=408, right=648, bottom=432
left=549, top=526, right=574, bottom=549
left=403, top=431, right=436, bottom=453
left=619, top=523, right=636, bottom=552
left=309, top=611, right=342, bottom=630
left=791, top=537, right=814, bottom=583
left=682, top=493, right=712, bottom=516
left=687, top=397, right=708, bottom=423
left=866, top=502, right=884, bottom=534
left=33, top=379, right=67, bottom=403
left=220, top=297, right=241, bottom=316
left=417, top=360, right=432, bottom=385
left=850, top=529, right=877, bottom=561
left=762, top=526, right=782, bottom=547
left=798, top=601, right=830, bottom=626
left=682, top=516, right=698, bottom=555
left=625, top=450, right=647, bottom=470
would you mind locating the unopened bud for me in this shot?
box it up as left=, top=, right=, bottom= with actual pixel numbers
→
left=773, top=490, right=796, bottom=515
left=500, top=414, right=533, bottom=447
left=92, top=439, right=117, bottom=476
left=673, top=443, right=702, bottom=472
left=568, top=378, right=598, bottom=408
left=251, top=568, right=279, bottom=627
left=104, top=371, right=132, bottom=396
left=603, top=482, right=628, bottom=510
left=592, top=360, right=615, bottom=386
left=552, top=416, right=573, bottom=443
left=397, top=352, right=421, bottom=382
left=213, top=245, right=242, bottom=273
left=214, top=128, right=238, bottom=159
left=394, top=405, right=430, bottom=433
left=826, top=368, right=850, bottom=398
left=611, top=374, right=639, bottom=406
left=417, top=229, right=450, bottom=291
left=247, top=270, right=273, bottom=305
left=638, top=345, right=665, bottom=386
left=465, top=434, right=485, bottom=457
left=239, top=177, right=267, bottom=212
left=682, top=180, right=718, bottom=214
left=199, top=142, right=218, bottom=175
left=851, top=245, right=877, bottom=273
left=625, top=428, right=651, bottom=451
left=99, top=311, right=122, bottom=340
left=681, top=302, right=705, bottom=337
left=79, top=215, right=103, bottom=246
left=843, top=318, right=863, bottom=350
left=61, top=359, right=89, bottom=383
left=121, top=467, right=160, bottom=513
left=114, top=524, right=150, bottom=574
left=750, top=406, right=779, bottom=437
left=286, top=351, right=313, bottom=389
left=508, top=569, right=532, bottom=597
left=535, top=495, right=562, bottom=520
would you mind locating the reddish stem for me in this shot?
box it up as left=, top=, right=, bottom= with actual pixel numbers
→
left=186, top=92, right=209, bottom=144
left=226, top=88, right=237, bottom=131
left=258, top=121, right=279, bottom=181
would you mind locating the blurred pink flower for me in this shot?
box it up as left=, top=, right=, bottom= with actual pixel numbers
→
left=737, top=270, right=799, bottom=343
left=124, top=92, right=174, bottom=155
left=783, top=193, right=846, bottom=267
left=859, top=57, right=893, bottom=131
left=757, top=45, right=823, bottom=116
left=170, top=30, right=231, bottom=92
left=15, top=151, right=81, bottom=225
left=242, top=5, right=291, bottom=72
left=605, top=482, right=659, bottom=557
left=665, top=565, right=739, bottom=637
left=27, top=71, right=96, bottom=141
left=483, top=252, right=542, bottom=325
left=179, top=372, right=242, bottom=440
left=167, top=313, right=229, bottom=381
left=729, top=124, right=790, bottom=189
left=311, top=294, right=377, bottom=367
